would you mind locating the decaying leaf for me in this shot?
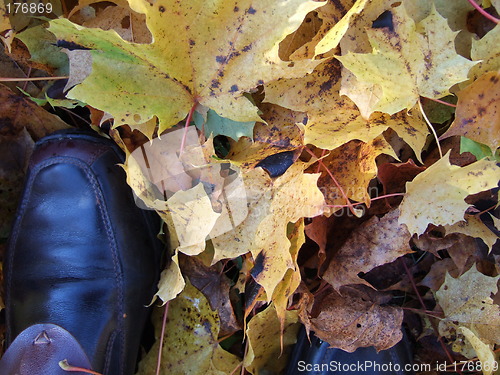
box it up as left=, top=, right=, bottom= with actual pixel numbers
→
left=0, top=0, right=10, bottom=36
left=303, top=286, right=403, bottom=352
left=180, top=254, right=241, bottom=337
left=445, top=234, right=486, bottom=275
left=440, top=71, right=500, bottom=152
left=338, top=4, right=477, bottom=115
left=444, top=214, right=499, bottom=253
left=82, top=4, right=151, bottom=44
left=377, top=159, right=426, bottom=197
left=419, top=258, right=460, bottom=291
left=44, top=0, right=325, bottom=134
left=0, top=85, right=69, bottom=137
left=313, top=0, right=369, bottom=56
left=271, top=220, right=304, bottom=337
left=304, top=215, right=329, bottom=272
left=323, top=209, right=412, bottom=291
left=399, top=151, right=500, bottom=236
left=227, top=104, right=305, bottom=169
left=459, top=327, right=497, bottom=375
left=244, top=304, right=300, bottom=375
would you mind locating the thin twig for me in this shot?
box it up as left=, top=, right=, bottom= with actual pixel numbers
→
left=0, top=76, right=69, bottom=82
left=315, top=149, right=326, bottom=173
left=156, top=301, right=170, bottom=375
left=418, top=98, right=443, bottom=158
left=326, top=193, right=405, bottom=208
left=424, top=97, right=457, bottom=108
left=402, top=306, right=443, bottom=318
left=58, top=107, right=92, bottom=126
left=22, top=67, right=32, bottom=91
left=180, top=102, right=197, bottom=154
left=230, top=363, right=243, bottom=375
left=467, top=0, right=500, bottom=23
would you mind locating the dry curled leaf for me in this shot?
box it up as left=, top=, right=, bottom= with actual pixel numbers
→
left=304, top=286, right=403, bottom=352
left=323, top=209, right=413, bottom=291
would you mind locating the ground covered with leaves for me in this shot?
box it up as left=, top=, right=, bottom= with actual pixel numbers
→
left=0, top=0, right=499, bottom=374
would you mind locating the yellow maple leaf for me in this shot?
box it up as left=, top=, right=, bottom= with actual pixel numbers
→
left=440, top=71, right=500, bottom=151
left=47, top=0, right=324, bottom=133
left=399, top=152, right=500, bottom=236
left=338, top=4, right=477, bottom=115
left=244, top=304, right=299, bottom=375
left=436, top=265, right=500, bottom=363
left=336, top=0, right=390, bottom=118
left=313, top=0, right=368, bottom=56
left=470, top=24, right=500, bottom=81
left=211, top=162, right=324, bottom=298
left=265, top=59, right=429, bottom=159
left=271, top=220, right=304, bottom=339
left=459, top=327, right=497, bottom=375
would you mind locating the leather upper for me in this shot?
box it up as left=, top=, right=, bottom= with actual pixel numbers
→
left=5, top=130, right=164, bottom=375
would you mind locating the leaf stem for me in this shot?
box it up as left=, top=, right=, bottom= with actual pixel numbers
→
left=0, top=76, right=69, bottom=82
left=418, top=98, right=443, bottom=158
left=59, top=360, right=103, bottom=375
left=466, top=0, right=500, bottom=24
left=326, top=193, right=405, bottom=208
left=180, top=102, right=197, bottom=154
left=423, top=97, right=457, bottom=108
left=156, top=301, right=170, bottom=375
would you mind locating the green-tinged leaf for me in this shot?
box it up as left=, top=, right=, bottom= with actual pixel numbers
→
left=17, top=25, right=69, bottom=74
left=460, top=137, right=494, bottom=160
left=46, top=0, right=325, bottom=134
left=194, top=108, right=255, bottom=141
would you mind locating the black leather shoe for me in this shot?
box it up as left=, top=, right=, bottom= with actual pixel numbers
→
left=4, top=130, right=164, bottom=375
left=286, top=328, right=415, bottom=375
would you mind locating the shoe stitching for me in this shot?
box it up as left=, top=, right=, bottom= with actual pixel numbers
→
left=92, top=155, right=126, bottom=375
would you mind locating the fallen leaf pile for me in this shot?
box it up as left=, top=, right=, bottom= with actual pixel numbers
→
left=0, top=0, right=499, bottom=373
